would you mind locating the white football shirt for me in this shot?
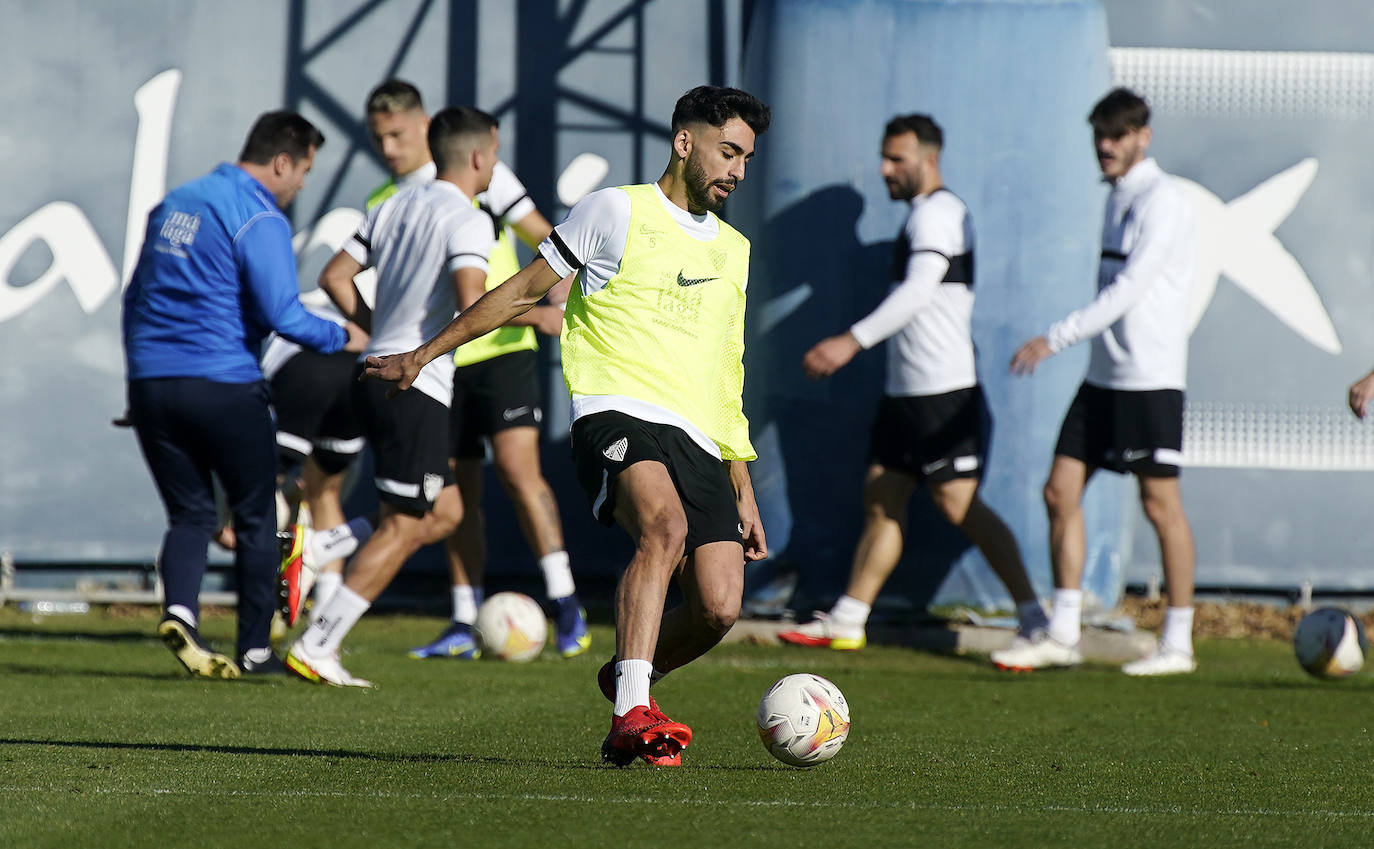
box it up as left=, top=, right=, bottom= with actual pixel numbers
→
left=850, top=189, right=977, bottom=397
left=344, top=179, right=493, bottom=405
left=1046, top=158, right=1194, bottom=391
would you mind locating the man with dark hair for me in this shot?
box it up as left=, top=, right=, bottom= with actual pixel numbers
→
left=364, top=85, right=771, bottom=766
left=283, top=107, right=503, bottom=687
left=122, top=110, right=349, bottom=678
left=779, top=114, right=1047, bottom=654
left=996, top=87, right=1198, bottom=676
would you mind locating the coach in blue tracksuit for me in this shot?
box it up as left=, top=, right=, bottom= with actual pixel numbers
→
left=123, top=111, right=350, bottom=679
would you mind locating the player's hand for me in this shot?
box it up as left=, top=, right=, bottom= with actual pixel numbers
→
left=802, top=333, right=861, bottom=379
left=1349, top=371, right=1374, bottom=419
left=737, top=494, right=768, bottom=562
left=530, top=305, right=565, bottom=337
left=213, top=524, right=237, bottom=551
left=343, top=321, right=370, bottom=353
left=1010, top=336, right=1055, bottom=375
left=362, top=350, right=423, bottom=397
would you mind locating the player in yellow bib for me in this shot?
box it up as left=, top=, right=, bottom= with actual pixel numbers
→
left=365, top=86, right=771, bottom=767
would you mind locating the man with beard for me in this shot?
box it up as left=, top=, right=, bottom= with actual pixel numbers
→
left=994, top=88, right=1197, bottom=676
left=363, top=85, right=771, bottom=766
left=778, top=114, right=1048, bottom=656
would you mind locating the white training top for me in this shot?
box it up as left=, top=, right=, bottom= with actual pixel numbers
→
left=480, top=160, right=536, bottom=227
left=344, top=179, right=493, bottom=405
left=260, top=160, right=535, bottom=379
left=537, top=183, right=730, bottom=459
left=850, top=189, right=977, bottom=397
left=1046, top=158, right=1194, bottom=391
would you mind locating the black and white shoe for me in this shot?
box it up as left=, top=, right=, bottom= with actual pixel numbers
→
left=158, top=617, right=241, bottom=679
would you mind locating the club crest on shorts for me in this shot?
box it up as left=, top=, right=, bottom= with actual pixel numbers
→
left=422, top=473, right=442, bottom=502
left=602, top=437, right=629, bottom=463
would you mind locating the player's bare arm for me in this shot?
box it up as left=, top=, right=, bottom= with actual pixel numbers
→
left=802, top=332, right=862, bottom=379
left=364, top=256, right=563, bottom=390
left=1010, top=335, right=1054, bottom=375
left=728, top=459, right=767, bottom=561
left=1348, top=370, right=1374, bottom=419
left=510, top=208, right=554, bottom=250
left=319, top=249, right=372, bottom=333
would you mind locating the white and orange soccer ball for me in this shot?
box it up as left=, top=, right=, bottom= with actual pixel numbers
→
left=474, top=592, right=547, bottom=662
left=1293, top=607, right=1368, bottom=679
left=756, top=673, right=850, bottom=767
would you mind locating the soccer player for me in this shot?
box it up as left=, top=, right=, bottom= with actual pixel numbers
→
left=361, top=81, right=588, bottom=661
left=364, top=86, right=771, bottom=766
left=288, top=80, right=588, bottom=656
left=991, top=88, right=1198, bottom=676
left=778, top=114, right=1048, bottom=654
left=284, top=107, right=510, bottom=687
left=122, top=112, right=350, bottom=678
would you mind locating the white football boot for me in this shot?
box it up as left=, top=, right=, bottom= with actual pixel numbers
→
left=286, top=642, right=373, bottom=688
left=990, top=631, right=1083, bottom=671
left=1121, top=641, right=1197, bottom=677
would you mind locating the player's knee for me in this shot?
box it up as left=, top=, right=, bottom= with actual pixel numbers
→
left=1141, top=491, right=1183, bottom=530
left=931, top=488, right=972, bottom=525
left=698, top=593, right=740, bottom=635
left=1043, top=480, right=1075, bottom=518
left=639, top=511, right=688, bottom=563
left=424, top=495, right=464, bottom=542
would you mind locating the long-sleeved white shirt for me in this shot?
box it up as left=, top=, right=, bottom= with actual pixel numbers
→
left=1046, top=158, right=1194, bottom=390
left=849, top=188, right=977, bottom=397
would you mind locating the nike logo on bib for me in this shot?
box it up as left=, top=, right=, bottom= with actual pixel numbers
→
left=1122, top=448, right=1152, bottom=462
left=502, top=406, right=532, bottom=421
left=676, top=271, right=718, bottom=287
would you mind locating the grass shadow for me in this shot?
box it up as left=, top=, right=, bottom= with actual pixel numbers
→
left=0, top=737, right=781, bottom=772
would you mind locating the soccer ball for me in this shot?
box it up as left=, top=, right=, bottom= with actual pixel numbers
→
left=474, top=592, right=547, bottom=662
left=1293, top=607, right=1367, bottom=678
left=756, top=673, right=850, bottom=767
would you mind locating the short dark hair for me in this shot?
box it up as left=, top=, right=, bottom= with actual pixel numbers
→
left=238, top=111, right=325, bottom=165
left=367, top=79, right=425, bottom=115
left=428, top=106, right=499, bottom=173
left=1089, top=87, right=1150, bottom=138
left=671, top=85, right=771, bottom=136
left=884, top=114, right=943, bottom=149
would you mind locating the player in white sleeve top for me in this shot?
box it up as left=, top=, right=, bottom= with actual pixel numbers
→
left=778, top=114, right=1047, bottom=655
left=997, top=88, right=1198, bottom=677
left=284, top=107, right=500, bottom=687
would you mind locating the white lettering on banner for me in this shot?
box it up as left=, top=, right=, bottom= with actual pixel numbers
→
left=0, top=68, right=603, bottom=326
left=123, top=70, right=181, bottom=287
left=0, top=69, right=363, bottom=326
left=0, top=203, right=119, bottom=322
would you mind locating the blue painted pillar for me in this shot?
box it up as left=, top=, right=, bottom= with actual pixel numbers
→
left=737, top=0, right=1127, bottom=613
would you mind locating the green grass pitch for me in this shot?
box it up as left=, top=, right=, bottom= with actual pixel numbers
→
left=2, top=608, right=1371, bottom=849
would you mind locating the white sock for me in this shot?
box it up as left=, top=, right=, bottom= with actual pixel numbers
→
left=539, top=551, right=576, bottom=600
left=299, top=585, right=370, bottom=656
left=1161, top=606, right=1195, bottom=655
left=613, top=658, right=653, bottom=717
left=311, top=517, right=373, bottom=565
left=1048, top=588, right=1083, bottom=646
left=1017, top=600, right=1049, bottom=635
left=313, top=570, right=343, bottom=609
left=166, top=604, right=197, bottom=629
left=829, top=595, right=871, bottom=628
left=451, top=584, right=479, bottom=625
